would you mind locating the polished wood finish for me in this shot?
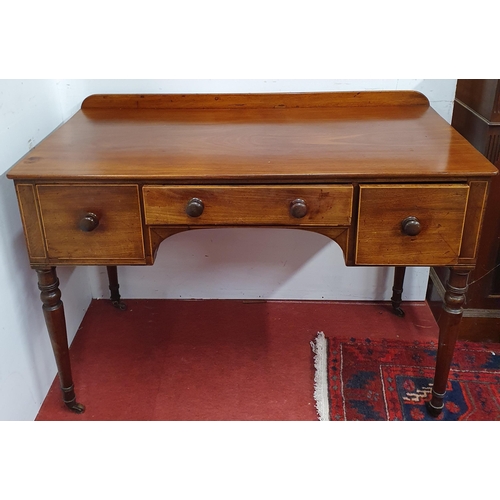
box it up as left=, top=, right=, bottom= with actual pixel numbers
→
left=78, top=213, right=100, bottom=232
left=452, top=81, right=500, bottom=297
left=427, top=268, right=471, bottom=415
left=36, top=267, right=84, bottom=413
left=455, top=80, right=500, bottom=123
left=15, top=184, right=46, bottom=261
left=8, top=93, right=495, bottom=183
left=401, top=217, right=422, bottom=237
left=106, top=266, right=127, bottom=310
left=457, top=180, right=489, bottom=261
left=391, top=267, right=406, bottom=317
left=426, top=80, right=500, bottom=341
left=426, top=267, right=500, bottom=343
left=7, top=91, right=498, bottom=417
left=185, top=198, right=204, bottom=218
left=36, top=184, right=146, bottom=264
left=143, top=185, right=353, bottom=226
left=290, top=199, right=308, bottom=219
left=356, top=184, right=470, bottom=266
left=81, top=91, right=431, bottom=109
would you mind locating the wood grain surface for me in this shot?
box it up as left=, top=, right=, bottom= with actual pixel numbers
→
left=7, top=92, right=497, bottom=182
left=36, top=185, right=146, bottom=263
left=9, top=91, right=496, bottom=418
left=356, top=184, right=470, bottom=266
left=143, top=185, right=353, bottom=226
left=81, top=91, right=430, bottom=109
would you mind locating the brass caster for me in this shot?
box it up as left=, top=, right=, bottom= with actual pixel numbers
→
left=112, top=300, right=127, bottom=311
left=425, top=400, right=442, bottom=418
left=392, top=306, right=405, bottom=318
left=65, top=401, right=86, bottom=414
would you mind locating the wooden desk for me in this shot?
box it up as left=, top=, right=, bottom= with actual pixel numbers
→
left=7, top=91, right=498, bottom=418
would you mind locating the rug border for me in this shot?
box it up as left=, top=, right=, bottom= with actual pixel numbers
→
left=310, top=331, right=330, bottom=421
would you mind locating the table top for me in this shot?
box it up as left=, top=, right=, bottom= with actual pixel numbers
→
left=7, top=91, right=498, bottom=183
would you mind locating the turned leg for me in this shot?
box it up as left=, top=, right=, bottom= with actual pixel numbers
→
left=106, top=266, right=127, bottom=310
left=36, top=267, right=85, bottom=413
left=391, top=266, right=406, bottom=317
left=426, top=268, right=470, bottom=417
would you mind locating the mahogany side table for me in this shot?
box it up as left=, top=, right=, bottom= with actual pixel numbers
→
left=7, top=91, right=497, bottom=417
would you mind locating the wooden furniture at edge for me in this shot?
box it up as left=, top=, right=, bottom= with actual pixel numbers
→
left=7, top=91, right=497, bottom=418
left=426, top=80, right=500, bottom=342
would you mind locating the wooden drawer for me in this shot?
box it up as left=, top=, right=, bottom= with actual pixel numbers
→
left=37, top=185, right=145, bottom=262
left=356, top=184, right=469, bottom=266
left=143, top=185, right=353, bottom=226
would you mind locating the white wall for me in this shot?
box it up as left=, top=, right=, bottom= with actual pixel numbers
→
left=0, top=79, right=456, bottom=420
left=0, top=81, right=92, bottom=420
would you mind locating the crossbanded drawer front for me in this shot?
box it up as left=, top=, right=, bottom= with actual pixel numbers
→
left=142, top=185, right=353, bottom=226
left=36, top=184, right=145, bottom=261
left=355, top=184, right=469, bottom=266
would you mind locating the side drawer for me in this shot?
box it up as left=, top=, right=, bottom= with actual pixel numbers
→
left=36, top=184, right=146, bottom=262
left=143, top=185, right=353, bottom=226
left=356, top=184, right=469, bottom=266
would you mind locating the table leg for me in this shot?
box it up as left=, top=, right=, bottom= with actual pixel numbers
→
left=106, top=266, right=127, bottom=310
left=36, top=267, right=85, bottom=413
left=427, top=267, right=470, bottom=417
left=391, top=266, right=406, bottom=317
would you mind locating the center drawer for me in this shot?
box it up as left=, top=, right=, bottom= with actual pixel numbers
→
left=143, top=185, right=353, bottom=226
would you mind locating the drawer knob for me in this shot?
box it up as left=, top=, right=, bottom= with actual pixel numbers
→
left=401, top=216, right=421, bottom=236
left=79, top=213, right=99, bottom=232
left=290, top=198, right=308, bottom=219
left=186, top=198, right=204, bottom=217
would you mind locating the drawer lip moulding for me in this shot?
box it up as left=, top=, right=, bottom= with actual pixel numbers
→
left=355, top=183, right=470, bottom=266
left=142, top=184, right=354, bottom=227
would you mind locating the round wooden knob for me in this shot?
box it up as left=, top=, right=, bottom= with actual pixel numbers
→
left=186, top=198, right=204, bottom=217
left=401, top=216, right=421, bottom=236
left=290, top=198, right=308, bottom=219
left=79, top=213, right=99, bottom=232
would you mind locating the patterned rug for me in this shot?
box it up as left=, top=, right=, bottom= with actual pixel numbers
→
left=311, top=333, right=500, bottom=421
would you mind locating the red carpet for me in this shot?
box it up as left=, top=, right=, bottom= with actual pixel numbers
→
left=36, top=299, right=438, bottom=421
left=324, top=337, right=500, bottom=420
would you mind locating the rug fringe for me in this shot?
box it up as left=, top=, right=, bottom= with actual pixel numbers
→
left=310, top=331, right=330, bottom=421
